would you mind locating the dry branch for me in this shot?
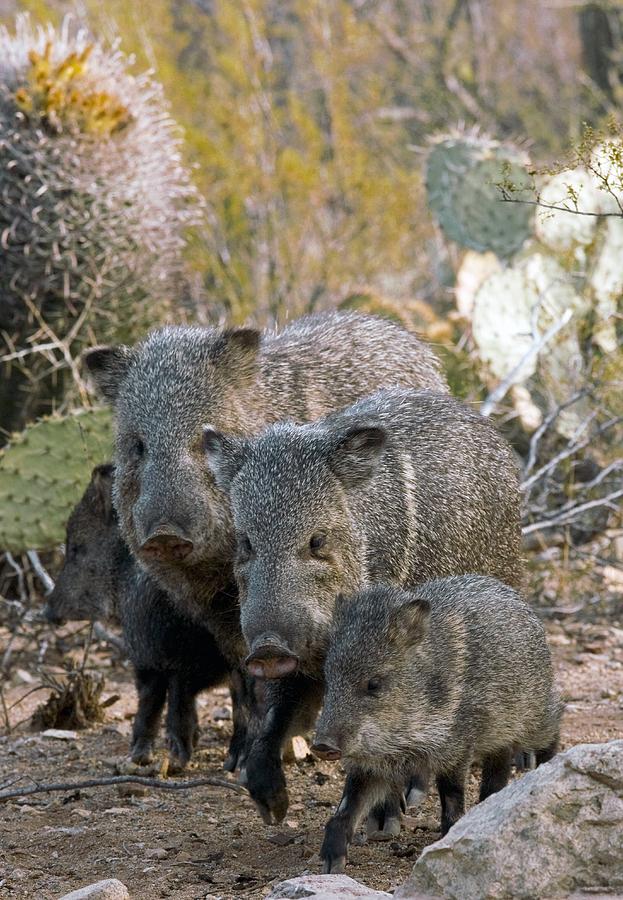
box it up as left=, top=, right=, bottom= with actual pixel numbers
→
left=0, top=774, right=246, bottom=802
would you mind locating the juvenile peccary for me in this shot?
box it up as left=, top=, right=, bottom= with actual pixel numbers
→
left=44, top=465, right=249, bottom=771
left=312, top=576, right=563, bottom=873
left=203, top=388, right=523, bottom=824
left=81, top=312, right=447, bottom=668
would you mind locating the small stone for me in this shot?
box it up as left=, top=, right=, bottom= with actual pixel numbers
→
left=145, top=847, right=167, bottom=860
left=42, top=729, right=78, bottom=741
left=265, top=874, right=391, bottom=897
left=15, top=668, right=34, bottom=684
left=72, top=809, right=92, bottom=819
left=58, top=879, right=130, bottom=900
left=291, top=736, right=311, bottom=761
left=117, top=783, right=147, bottom=798
left=103, top=807, right=132, bottom=815
left=212, top=705, right=232, bottom=721
left=267, top=831, right=296, bottom=846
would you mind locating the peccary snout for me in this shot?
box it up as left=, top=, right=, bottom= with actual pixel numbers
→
left=245, top=633, right=299, bottom=679
left=311, top=736, right=342, bottom=761
left=140, top=523, right=194, bottom=562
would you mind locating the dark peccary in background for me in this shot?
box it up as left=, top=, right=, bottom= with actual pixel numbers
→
left=203, top=387, right=523, bottom=824
left=312, top=576, right=563, bottom=873
left=44, top=464, right=248, bottom=772
left=81, top=312, right=447, bottom=666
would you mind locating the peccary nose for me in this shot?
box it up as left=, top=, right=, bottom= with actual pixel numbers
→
left=311, top=738, right=342, bottom=761
left=140, top=523, right=194, bottom=562
left=245, top=634, right=299, bottom=679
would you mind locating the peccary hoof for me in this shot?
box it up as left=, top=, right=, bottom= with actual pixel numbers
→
left=165, top=734, right=192, bottom=772
left=246, top=750, right=289, bottom=824
left=130, top=742, right=155, bottom=766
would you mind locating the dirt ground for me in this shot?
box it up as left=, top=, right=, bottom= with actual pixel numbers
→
left=1, top=613, right=622, bottom=900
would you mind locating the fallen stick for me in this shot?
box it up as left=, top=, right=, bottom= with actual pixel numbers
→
left=0, top=774, right=246, bottom=802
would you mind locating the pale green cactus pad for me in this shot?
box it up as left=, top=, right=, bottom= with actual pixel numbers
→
left=0, top=408, right=113, bottom=552
left=426, top=135, right=533, bottom=258
left=534, top=167, right=604, bottom=253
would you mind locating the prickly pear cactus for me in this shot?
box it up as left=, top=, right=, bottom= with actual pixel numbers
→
left=534, top=167, right=604, bottom=253
left=0, top=15, right=200, bottom=437
left=426, top=133, right=533, bottom=258
left=0, top=408, right=113, bottom=552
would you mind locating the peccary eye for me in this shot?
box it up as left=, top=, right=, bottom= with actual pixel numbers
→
left=366, top=677, right=383, bottom=696
left=309, top=533, right=327, bottom=554
left=133, top=438, right=146, bottom=459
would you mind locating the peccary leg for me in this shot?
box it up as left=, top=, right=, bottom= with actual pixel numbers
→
left=245, top=674, right=323, bottom=825
left=535, top=736, right=559, bottom=766
left=437, top=758, right=469, bottom=836
left=131, top=668, right=168, bottom=765
left=322, top=770, right=386, bottom=874
left=479, top=747, right=513, bottom=802
left=406, top=769, right=430, bottom=809
left=165, top=673, right=198, bottom=770
left=366, top=792, right=403, bottom=842
left=225, top=668, right=265, bottom=774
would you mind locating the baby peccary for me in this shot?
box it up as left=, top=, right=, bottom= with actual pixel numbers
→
left=45, top=465, right=249, bottom=771
left=312, top=576, right=563, bottom=873
left=203, top=388, right=522, bottom=824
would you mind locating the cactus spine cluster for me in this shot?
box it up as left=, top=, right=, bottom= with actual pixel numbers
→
left=0, top=16, right=201, bottom=437
left=0, top=408, right=113, bottom=552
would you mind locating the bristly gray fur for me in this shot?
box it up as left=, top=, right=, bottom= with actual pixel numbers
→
left=210, top=388, right=523, bottom=677
left=317, top=576, right=563, bottom=824
left=82, top=311, right=447, bottom=664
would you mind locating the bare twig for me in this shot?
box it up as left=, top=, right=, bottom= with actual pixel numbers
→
left=500, top=193, right=622, bottom=218
left=522, top=487, right=623, bottom=536
left=26, top=551, right=55, bottom=595
left=0, top=774, right=246, bottom=802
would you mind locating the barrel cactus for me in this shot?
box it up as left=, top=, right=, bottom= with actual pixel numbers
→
left=0, top=407, right=113, bottom=552
left=425, top=132, right=534, bottom=258
left=0, top=15, right=201, bottom=437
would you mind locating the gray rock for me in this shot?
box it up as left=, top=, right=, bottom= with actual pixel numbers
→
left=399, top=740, right=623, bottom=900
left=265, top=873, right=391, bottom=898
left=59, top=879, right=130, bottom=900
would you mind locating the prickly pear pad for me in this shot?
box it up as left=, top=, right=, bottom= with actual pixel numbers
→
left=0, top=408, right=113, bottom=552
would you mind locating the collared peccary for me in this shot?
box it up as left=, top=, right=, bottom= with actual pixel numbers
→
left=44, top=465, right=250, bottom=771
left=203, top=387, right=523, bottom=824
left=81, top=312, right=447, bottom=667
left=311, top=576, right=563, bottom=873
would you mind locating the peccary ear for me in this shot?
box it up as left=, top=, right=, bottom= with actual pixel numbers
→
left=82, top=345, right=134, bottom=404
left=329, top=425, right=387, bottom=488
left=203, top=426, right=247, bottom=491
left=392, top=595, right=431, bottom=645
left=90, top=464, right=115, bottom=524
left=212, top=327, right=261, bottom=387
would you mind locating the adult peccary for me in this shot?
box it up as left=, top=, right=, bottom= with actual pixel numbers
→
left=203, top=387, right=523, bottom=825
left=81, top=312, right=446, bottom=666
left=44, top=465, right=249, bottom=771
left=312, top=577, right=563, bottom=873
